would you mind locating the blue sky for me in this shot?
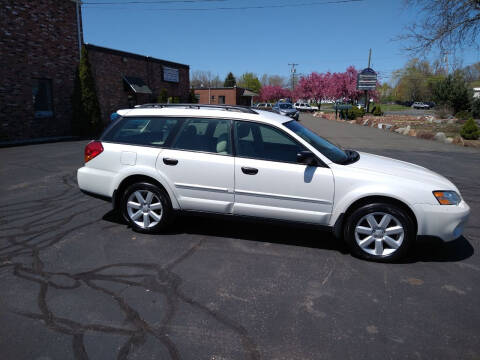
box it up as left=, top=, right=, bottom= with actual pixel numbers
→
left=81, top=0, right=480, bottom=84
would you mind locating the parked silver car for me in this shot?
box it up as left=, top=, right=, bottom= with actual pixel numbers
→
left=411, top=102, right=430, bottom=109
left=272, top=102, right=299, bottom=120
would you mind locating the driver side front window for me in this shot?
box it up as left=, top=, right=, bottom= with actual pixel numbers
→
left=234, top=121, right=303, bottom=163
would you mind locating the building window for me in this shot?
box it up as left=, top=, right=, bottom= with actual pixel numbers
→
left=218, top=95, right=226, bottom=104
left=33, top=79, right=53, bottom=118
left=211, top=95, right=216, bottom=101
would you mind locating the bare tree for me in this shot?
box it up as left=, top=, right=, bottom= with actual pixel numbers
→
left=210, top=74, right=223, bottom=87
left=462, top=62, right=480, bottom=82
left=400, top=0, right=480, bottom=55
left=190, top=70, right=222, bottom=88
left=260, top=74, right=287, bottom=87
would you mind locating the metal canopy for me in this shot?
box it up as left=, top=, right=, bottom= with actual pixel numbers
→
left=123, top=76, right=152, bottom=94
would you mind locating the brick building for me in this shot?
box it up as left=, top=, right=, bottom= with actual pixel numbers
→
left=0, top=0, right=190, bottom=142
left=85, top=44, right=190, bottom=123
left=0, top=0, right=83, bottom=142
left=194, top=87, right=258, bottom=107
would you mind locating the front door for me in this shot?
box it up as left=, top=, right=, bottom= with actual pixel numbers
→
left=233, top=121, right=334, bottom=224
left=157, top=118, right=234, bottom=213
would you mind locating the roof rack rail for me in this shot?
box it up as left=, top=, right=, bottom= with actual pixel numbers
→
left=134, top=103, right=258, bottom=114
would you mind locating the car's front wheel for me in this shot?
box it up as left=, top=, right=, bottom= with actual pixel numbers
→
left=121, top=182, right=173, bottom=233
left=344, top=203, right=415, bottom=262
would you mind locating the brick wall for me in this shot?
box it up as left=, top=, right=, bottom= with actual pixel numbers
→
left=195, top=88, right=238, bottom=105
left=0, top=0, right=82, bottom=141
left=86, top=44, right=190, bottom=124
left=194, top=87, right=252, bottom=106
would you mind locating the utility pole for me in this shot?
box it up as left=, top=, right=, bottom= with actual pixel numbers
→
left=365, top=48, right=372, bottom=111
left=288, top=63, right=298, bottom=100
left=444, top=51, right=449, bottom=75
left=75, top=0, right=82, bottom=59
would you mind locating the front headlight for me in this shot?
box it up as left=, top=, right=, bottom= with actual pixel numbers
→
left=433, top=191, right=461, bottom=205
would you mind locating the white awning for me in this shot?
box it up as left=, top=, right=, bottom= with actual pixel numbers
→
left=242, top=89, right=258, bottom=97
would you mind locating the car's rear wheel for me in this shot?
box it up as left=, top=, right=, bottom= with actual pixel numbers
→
left=344, top=203, right=415, bottom=262
left=121, top=182, right=173, bottom=233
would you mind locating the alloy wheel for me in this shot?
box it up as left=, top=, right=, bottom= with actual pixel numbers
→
left=354, top=212, right=404, bottom=256
left=126, top=190, right=163, bottom=229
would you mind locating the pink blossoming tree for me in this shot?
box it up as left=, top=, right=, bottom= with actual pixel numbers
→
left=259, top=85, right=291, bottom=102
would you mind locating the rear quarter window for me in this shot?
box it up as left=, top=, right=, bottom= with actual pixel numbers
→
left=101, top=117, right=180, bottom=146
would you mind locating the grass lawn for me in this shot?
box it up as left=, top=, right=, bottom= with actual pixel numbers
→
left=378, top=104, right=411, bottom=111
left=316, top=104, right=335, bottom=112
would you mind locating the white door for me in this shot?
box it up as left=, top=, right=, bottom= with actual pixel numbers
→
left=156, top=118, right=234, bottom=213
left=233, top=121, right=334, bottom=224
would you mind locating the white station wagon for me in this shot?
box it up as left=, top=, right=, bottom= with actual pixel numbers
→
left=77, top=104, right=470, bottom=262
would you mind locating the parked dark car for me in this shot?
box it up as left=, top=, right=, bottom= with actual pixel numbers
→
left=272, top=102, right=299, bottom=121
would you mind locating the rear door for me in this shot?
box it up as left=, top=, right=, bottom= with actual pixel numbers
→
left=157, top=117, right=235, bottom=214
left=233, top=120, right=334, bottom=224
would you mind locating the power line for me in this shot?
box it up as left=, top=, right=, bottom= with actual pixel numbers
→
left=83, top=0, right=365, bottom=11
left=83, top=0, right=228, bottom=4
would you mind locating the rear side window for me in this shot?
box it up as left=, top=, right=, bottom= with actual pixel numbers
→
left=102, top=117, right=180, bottom=146
left=173, top=118, right=232, bottom=155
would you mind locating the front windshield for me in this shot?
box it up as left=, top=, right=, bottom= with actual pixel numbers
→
left=284, top=121, right=348, bottom=164
left=279, top=103, right=293, bottom=109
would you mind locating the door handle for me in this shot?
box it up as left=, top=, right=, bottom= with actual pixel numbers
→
left=241, top=166, right=258, bottom=175
left=163, top=158, right=178, bottom=166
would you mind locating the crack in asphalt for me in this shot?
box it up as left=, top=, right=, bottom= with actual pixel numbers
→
left=0, top=172, right=261, bottom=360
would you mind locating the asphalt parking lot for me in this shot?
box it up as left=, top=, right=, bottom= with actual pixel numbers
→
left=0, top=113, right=479, bottom=360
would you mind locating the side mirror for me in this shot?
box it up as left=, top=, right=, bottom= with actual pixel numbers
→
left=297, top=150, right=318, bottom=166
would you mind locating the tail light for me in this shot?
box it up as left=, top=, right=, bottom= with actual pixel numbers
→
left=84, top=141, right=104, bottom=163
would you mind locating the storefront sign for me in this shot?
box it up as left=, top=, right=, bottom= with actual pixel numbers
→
left=357, top=68, right=377, bottom=91
left=163, top=66, right=179, bottom=83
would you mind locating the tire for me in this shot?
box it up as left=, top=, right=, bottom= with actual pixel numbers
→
left=121, top=182, right=173, bottom=234
left=343, top=203, right=415, bottom=262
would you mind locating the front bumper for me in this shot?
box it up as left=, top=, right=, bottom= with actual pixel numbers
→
left=414, top=200, right=470, bottom=241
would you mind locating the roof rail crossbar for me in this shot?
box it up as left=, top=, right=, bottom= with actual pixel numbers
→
left=135, top=103, right=258, bottom=114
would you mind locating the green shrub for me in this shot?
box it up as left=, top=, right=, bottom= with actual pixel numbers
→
left=341, top=105, right=365, bottom=120
left=460, top=118, right=480, bottom=140
left=71, top=46, right=102, bottom=137
left=373, top=105, right=384, bottom=116
left=455, top=110, right=471, bottom=120
left=351, top=106, right=365, bottom=119
left=157, top=89, right=168, bottom=103
left=188, top=87, right=198, bottom=103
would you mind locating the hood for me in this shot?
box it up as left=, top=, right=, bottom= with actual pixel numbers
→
left=348, top=152, right=457, bottom=191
